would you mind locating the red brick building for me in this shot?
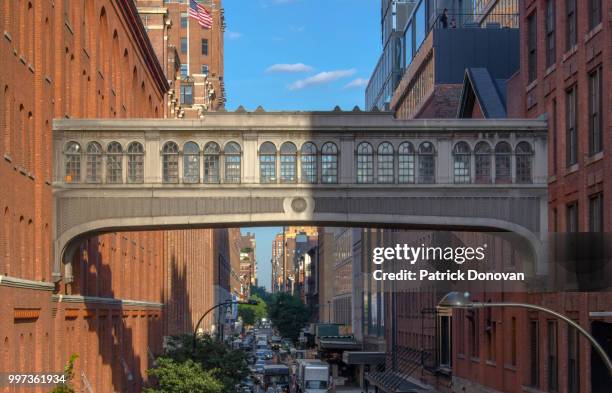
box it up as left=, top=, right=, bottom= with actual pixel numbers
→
left=0, top=1, right=235, bottom=392
left=136, top=0, right=226, bottom=117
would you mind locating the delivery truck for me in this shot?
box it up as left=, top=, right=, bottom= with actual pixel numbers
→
left=295, top=360, right=329, bottom=393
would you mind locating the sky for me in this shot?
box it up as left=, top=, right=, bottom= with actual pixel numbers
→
left=223, top=0, right=380, bottom=111
left=229, top=0, right=380, bottom=290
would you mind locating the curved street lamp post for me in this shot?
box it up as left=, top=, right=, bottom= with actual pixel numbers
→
left=192, top=299, right=259, bottom=353
left=438, top=291, right=612, bottom=376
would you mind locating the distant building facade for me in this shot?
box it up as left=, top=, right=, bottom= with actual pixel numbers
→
left=387, top=0, right=519, bottom=119
left=136, top=0, right=226, bottom=117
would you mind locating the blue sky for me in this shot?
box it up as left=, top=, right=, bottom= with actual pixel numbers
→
left=230, top=0, right=379, bottom=290
left=223, top=0, right=380, bottom=111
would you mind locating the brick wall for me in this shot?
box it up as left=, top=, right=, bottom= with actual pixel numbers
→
left=0, top=1, right=231, bottom=392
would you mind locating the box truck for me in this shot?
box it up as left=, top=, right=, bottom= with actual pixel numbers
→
left=295, top=360, right=329, bottom=393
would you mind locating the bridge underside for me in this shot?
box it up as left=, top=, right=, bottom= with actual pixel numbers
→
left=54, top=186, right=547, bottom=283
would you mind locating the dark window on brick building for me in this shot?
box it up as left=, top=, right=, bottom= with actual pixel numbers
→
left=567, top=325, right=580, bottom=393
left=201, top=38, right=208, bottom=55
left=565, top=0, right=577, bottom=50
left=527, top=12, right=537, bottom=83
left=469, top=310, right=479, bottom=358
left=589, top=193, right=603, bottom=232
left=566, top=201, right=578, bottom=232
left=180, top=37, right=187, bottom=54
left=552, top=99, right=558, bottom=174
left=565, top=86, right=577, bottom=166
left=589, top=67, right=603, bottom=155
left=588, top=0, right=601, bottom=30
left=547, top=321, right=558, bottom=392
left=529, top=320, right=540, bottom=387
left=180, top=84, right=193, bottom=105
left=511, top=317, right=517, bottom=365
left=545, top=0, right=555, bottom=67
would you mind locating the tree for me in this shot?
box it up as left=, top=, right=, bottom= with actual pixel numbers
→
left=267, top=293, right=310, bottom=340
left=143, top=358, right=222, bottom=393
left=50, top=353, right=78, bottom=393
left=161, top=334, right=249, bottom=392
left=238, top=304, right=256, bottom=326
left=250, top=285, right=271, bottom=304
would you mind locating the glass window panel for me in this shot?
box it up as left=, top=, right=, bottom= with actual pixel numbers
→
left=224, top=142, right=241, bottom=183
left=106, top=142, right=123, bottom=184
left=64, top=142, right=81, bottom=183
left=398, top=142, right=415, bottom=183
left=356, top=142, right=374, bottom=183
left=321, top=142, right=338, bottom=184
left=127, top=142, right=144, bottom=183
left=162, top=142, right=179, bottom=183
left=86, top=142, right=102, bottom=183
left=377, top=142, right=394, bottom=184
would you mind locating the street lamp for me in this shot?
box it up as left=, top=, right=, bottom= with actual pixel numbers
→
left=438, top=291, right=612, bottom=376
left=192, top=299, right=259, bottom=353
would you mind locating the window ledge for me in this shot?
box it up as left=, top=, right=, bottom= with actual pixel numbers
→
left=584, top=23, right=603, bottom=44
left=548, top=175, right=557, bottom=184
left=544, top=64, right=556, bottom=77
left=3, top=31, right=12, bottom=42
left=485, top=360, right=497, bottom=367
left=565, top=164, right=579, bottom=175
left=586, top=151, right=604, bottom=166
left=44, top=75, right=52, bottom=84
left=526, top=79, right=538, bottom=93
left=503, top=363, right=517, bottom=371
left=470, top=357, right=480, bottom=363
left=456, top=353, right=465, bottom=359
left=562, top=45, right=578, bottom=63
left=4, top=154, right=12, bottom=163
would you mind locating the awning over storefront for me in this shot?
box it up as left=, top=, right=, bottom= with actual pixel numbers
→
left=366, top=370, right=431, bottom=393
left=342, top=351, right=386, bottom=365
left=317, top=336, right=361, bottom=350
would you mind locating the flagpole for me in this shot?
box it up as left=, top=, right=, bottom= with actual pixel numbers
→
left=187, top=5, right=190, bottom=76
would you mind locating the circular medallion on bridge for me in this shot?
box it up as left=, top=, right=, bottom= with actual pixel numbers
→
left=291, top=197, right=308, bottom=213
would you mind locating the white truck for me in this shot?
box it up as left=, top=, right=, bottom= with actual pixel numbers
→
left=295, top=360, right=329, bottom=393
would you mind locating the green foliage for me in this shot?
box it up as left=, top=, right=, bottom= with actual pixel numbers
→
left=49, top=353, right=78, bottom=393
left=143, top=357, right=222, bottom=393
left=267, top=293, right=310, bottom=340
left=239, top=294, right=268, bottom=326
left=240, top=247, right=254, bottom=254
left=161, top=334, right=249, bottom=392
left=250, top=285, right=271, bottom=304
left=238, top=304, right=256, bottom=325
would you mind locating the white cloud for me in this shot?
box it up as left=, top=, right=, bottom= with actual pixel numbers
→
left=343, top=77, right=369, bottom=89
left=288, top=69, right=356, bottom=90
left=266, top=63, right=313, bottom=73
left=226, top=30, right=243, bottom=40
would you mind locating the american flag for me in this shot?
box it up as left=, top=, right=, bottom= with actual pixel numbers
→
left=189, top=0, right=213, bottom=29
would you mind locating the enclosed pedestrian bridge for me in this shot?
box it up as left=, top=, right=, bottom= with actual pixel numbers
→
left=52, top=111, right=547, bottom=282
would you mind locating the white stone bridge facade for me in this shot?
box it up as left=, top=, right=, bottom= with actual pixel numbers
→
left=52, top=112, right=548, bottom=282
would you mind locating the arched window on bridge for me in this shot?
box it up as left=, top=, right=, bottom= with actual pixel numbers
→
left=453, top=142, right=471, bottom=184
left=495, top=141, right=512, bottom=183
left=64, top=141, right=81, bottom=183
left=85, top=142, right=102, bottom=183
left=515, top=142, right=533, bottom=184
left=162, top=141, right=179, bottom=183
left=321, top=142, right=338, bottom=184
left=398, top=142, right=415, bottom=183
left=183, top=142, right=200, bottom=183
left=418, top=142, right=435, bottom=184
left=356, top=142, right=374, bottom=183
left=127, top=142, right=144, bottom=183
left=106, top=142, right=123, bottom=184
left=259, top=142, right=277, bottom=183
left=377, top=142, right=394, bottom=183
left=474, top=142, right=492, bottom=184
left=203, top=142, right=220, bottom=183
left=300, top=142, right=317, bottom=184
left=224, top=142, right=241, bottom=183
left=280, top=142, right=297, bottom=183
